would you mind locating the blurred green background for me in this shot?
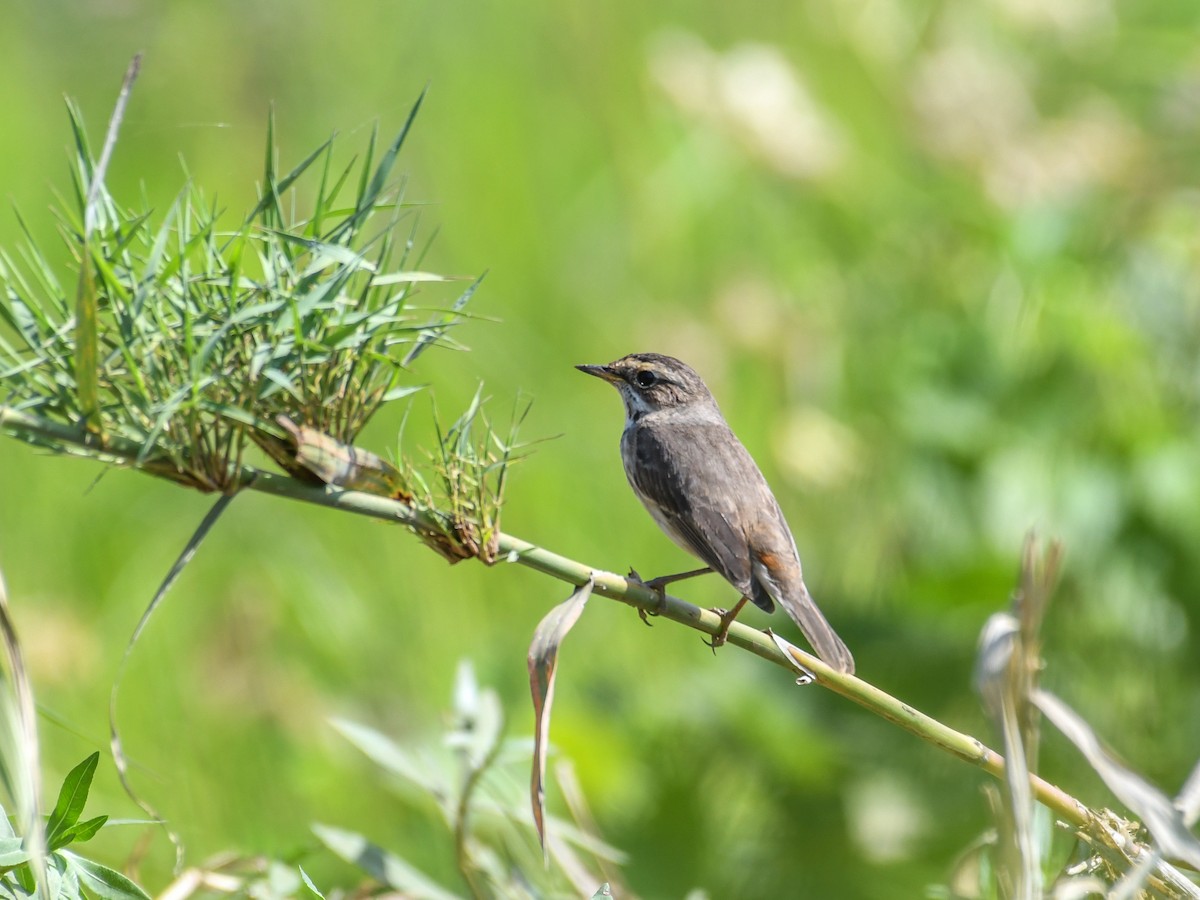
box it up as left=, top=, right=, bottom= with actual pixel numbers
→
left=2, top=0, right=1200, bottom=896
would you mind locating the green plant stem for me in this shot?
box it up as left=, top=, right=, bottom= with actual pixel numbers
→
left=0, top=404, right=1192, bottom=894
left=0, top=405, right=1110, bottom=820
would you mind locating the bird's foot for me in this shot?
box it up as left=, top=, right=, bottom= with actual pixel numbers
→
left=627, top=568, right=668, bottom=625
left=703, top=596, right=750, bottom=653
left=703, top=607, right=735, bottom=653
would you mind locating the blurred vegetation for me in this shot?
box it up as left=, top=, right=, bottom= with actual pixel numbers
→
left=2, top=1, right=1200, bottom=897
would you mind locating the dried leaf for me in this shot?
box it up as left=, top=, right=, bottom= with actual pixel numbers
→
left=1034, top=689, right=1200, bottom=870
left=1176, top=757, right=1200, bottom=829
left=528, top=578, right=594, bottom=854
left=272, top=415, right=402, bottom=494
left=766, top=631, right=816, bottom=685
left=974, top=612, right=1040, bottom=898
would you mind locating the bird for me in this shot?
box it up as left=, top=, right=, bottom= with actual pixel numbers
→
left=576, top=352, right=855, bottom=674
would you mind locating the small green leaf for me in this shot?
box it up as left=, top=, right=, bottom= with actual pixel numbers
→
left=45, top=753, right=99, bottom=849
left=370, top=271, right=448, bottom=286
left=298, top=867, right=324, bottom=899
left=243, top=135, right=335, bottom=227
left=0, top=800, right=14, bottom=838
left=50, top=815, right=107, bottom=851
left=0, top=836, right=29, bottom=867
left=50, top=853, right=79, bottom=900
left=59, top=852, right=149, bottom=900
left=13, top=864, right=33, bottom=895
left=380, top=384, right=425, bottom=403
left=527, top=579, right=594, bottom=854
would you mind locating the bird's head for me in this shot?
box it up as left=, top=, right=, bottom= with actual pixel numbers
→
left=576, top=353, right=716, bottom=420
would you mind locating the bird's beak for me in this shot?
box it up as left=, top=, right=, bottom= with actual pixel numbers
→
left=575, top=363, right=620, bottom=383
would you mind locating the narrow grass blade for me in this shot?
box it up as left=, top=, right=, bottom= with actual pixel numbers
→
left=345, top=87, right=427, bottom=236
left=74, top=55, right=141, bottom=432
left=0, top=565, right=45, bottom=894
left=402, top=273, right=483, bottom=367
left=73, top=252, right=100, bottom=430
left=242, top=137, right=335, bottom=229
left=370, top=271, right=449, bottom=286
left=109, top=492, right=238, bottom=871
left=84, top=54, right=141, bottom=234
left=527, top=578, right=593, bottom=855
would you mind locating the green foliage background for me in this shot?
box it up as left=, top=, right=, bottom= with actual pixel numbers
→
left=2, top=1, right=1199, bottom=897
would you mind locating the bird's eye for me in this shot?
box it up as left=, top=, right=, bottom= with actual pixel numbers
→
left=634, top=370, right=658, bottom=388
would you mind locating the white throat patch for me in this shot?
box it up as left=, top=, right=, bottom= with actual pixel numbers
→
left=617, top=384, right=655, bottom=425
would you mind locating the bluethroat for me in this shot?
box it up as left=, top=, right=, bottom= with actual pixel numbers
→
left=577, top=352, right=855, bottom=674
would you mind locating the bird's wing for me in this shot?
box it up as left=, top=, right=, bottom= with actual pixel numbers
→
left=626, top=421, right=755, bottom=595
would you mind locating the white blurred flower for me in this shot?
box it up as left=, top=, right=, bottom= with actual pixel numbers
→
left=911, top=43, right=1036, bottom=162
left=989, top=0, right=1116, bottom=39
left=842, top=0, right=919, bottom=64
left=912, top=41, right=1139, bottom=208
left=1159, top=54, right=1200, bottom=131
left=713, top=273, right=787, bottom=351
left=984, top=99, right=1139, bottom=208
left=846, top=772, right=931, bottom=864
left=773, top=405, right=863, bottom=490
left=649, top=31, right=845, bottom=180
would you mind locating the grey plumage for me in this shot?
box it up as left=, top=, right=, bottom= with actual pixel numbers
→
left=578, top=352, right=855, bottom=674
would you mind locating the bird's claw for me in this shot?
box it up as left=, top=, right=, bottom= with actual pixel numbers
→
left=628, top=567, right=666, bottom=626
left=704, top=607, right=733, bottom=653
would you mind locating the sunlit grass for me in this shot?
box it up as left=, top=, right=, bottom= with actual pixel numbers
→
left=0, top=91, right=479, bottom=493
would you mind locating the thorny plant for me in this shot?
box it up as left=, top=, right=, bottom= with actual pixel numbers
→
left=0, top=70, right=533, bottom=881
left=0, top=84, right=490, bottom=496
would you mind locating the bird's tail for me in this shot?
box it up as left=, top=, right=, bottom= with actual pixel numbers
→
left=778, top=582, right=855, bottom=675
